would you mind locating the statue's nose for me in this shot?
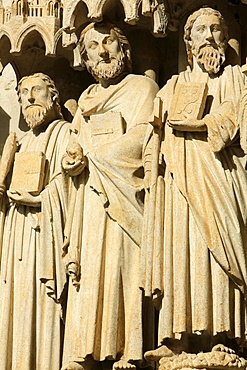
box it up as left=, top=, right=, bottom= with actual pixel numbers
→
left=205, top=27, right=214, bottom=42
left=27, top=90, right=35, bottom=104
left=98, top=44, right=109, bottom=59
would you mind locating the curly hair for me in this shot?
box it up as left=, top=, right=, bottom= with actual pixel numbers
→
left=78, top=22, right=132, bottom=73
left=17, top=73, right=62, bottom=118
left=184, top=7, right=229, bottom=67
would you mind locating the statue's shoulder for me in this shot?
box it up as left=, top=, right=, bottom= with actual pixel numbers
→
left=48, top=119, right=70, bottom=131
left=224, top=64, right=242, bottom=73
left=78, top=83, right=98, bottom=104
left=157, top=73, right=180, bottom=100
left=220, top=64, right=246, bottom=92
left=53, top=119, right=70, bottom=126
left=124, top=74, right=159, bottom=94
left=222, top=64, right=245, bottom=80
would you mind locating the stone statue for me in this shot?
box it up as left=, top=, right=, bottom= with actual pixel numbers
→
left=0, top=73, right=70, bottom=370
left=61, top=22, right=159, bottom=370
left=142, top=7, right=247, bottom=367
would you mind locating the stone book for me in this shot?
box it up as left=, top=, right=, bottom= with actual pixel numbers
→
left=168, top=82, right=208, bottom=121
left=10, top=151, right=46, bottom=195
left=89, top=111, right=124, bottom=147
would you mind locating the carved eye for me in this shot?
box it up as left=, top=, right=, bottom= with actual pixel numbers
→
left=89, top=42, right=98, bottom=50
left=212, top=24, right=221, bottom=32
left=106, top=37, right=113, bottom=45
left=196, top=25, right=205, bottom=32
left=21, top=88, right=28, bottom=95
left=33, top=86, right=42, bottom=92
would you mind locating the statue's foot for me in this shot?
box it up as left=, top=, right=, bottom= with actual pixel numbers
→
left=61, top=361, right=83, bottom=370
left=212, top=344, right=235, bottom=354
left=112, top=359, right=136, bottom=369
left=144, top=345, right=174, bottom=361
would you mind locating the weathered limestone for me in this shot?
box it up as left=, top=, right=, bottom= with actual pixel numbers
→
left=61, top=22, right=159, bottom=370
left=142, top=6, right=247, bottom=369
left=1, top=1, right=247, bottom=370
left=159, top=347, right=247, bottom=370
left=0, top=73, right=70, bottom=369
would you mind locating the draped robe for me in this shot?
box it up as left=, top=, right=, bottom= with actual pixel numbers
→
left=143, top=65, right=247, bottom=346
left=62, top=74, right=159, bottom=364
left=0, top=120, right=70, bottom=370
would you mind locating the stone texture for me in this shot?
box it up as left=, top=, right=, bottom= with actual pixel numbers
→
left=142, top=6, right=247, bottom=369
left=0, top=73, right=70, bottom=370
left=1, top=1, right=247, bottom=370
left=61, top=22, right=159, bottom=370
left=159, top=349, right=247, bottom=370
left=10, top=151, right=46, bottom=195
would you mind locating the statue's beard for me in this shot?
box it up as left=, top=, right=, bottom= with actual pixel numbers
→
left=193, top=44, right=226, bottom=74
left=86, top=53, right=125, bottom=81
left=23, top=101, right=53, bottom=129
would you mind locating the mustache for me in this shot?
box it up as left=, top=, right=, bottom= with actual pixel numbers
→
left=24, top=103, right=45, bottom=111
left=198, top=41, right=218, bottom=50
left=86, top=51, right=125, bottom=81
left=96, top=56, right=118, bottom=66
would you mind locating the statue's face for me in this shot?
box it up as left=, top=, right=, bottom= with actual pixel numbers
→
left=189, top=14, right=226, bottom=74
left=20, top=77, right=51, bottom=111
left=83, top=27, right=125, bottom=81
left=19, top=77, right=54, bottom=129
left=84, top=27, right=122, bottom=64
left=190, top=14, right=224, bottom=53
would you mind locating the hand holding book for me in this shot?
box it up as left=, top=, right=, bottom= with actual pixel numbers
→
left=7, top=189, right=41, bottom=207
left=167, top=117, right=207, bottom=132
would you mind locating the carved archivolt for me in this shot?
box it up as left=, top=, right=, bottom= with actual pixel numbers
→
left=0, top=0, right=179, bottom=57
left=0, top=0, right=246, bottom=58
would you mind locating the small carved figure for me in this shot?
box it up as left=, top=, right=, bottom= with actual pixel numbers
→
left=143, top=7, right=247, bottom=364
left=61, top=22, right=159, bottom=370
left=0, top=73, right=70, bottom=369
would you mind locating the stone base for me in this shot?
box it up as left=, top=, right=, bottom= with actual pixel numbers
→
left=158, top=350, right=247, bottom=370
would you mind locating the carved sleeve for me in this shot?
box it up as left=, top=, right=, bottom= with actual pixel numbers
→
left=203, top=99, right=238, bottom=152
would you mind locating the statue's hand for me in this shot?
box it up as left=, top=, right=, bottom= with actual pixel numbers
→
left=167, top=118, right=207, bottom=132
left=61, top=155, right=87, bottom=176
left=7, top=190, right=41, bottom=207
left=61, top=143, right=87, bottom=176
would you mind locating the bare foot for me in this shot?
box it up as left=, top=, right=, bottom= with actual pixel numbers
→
left=112, top=359, right=136, bottom=369
left=144, top=345, right=174, bottom=361
left=61, top=362, right=83, bottom=370
left=212, top=344, right=235, bottom=354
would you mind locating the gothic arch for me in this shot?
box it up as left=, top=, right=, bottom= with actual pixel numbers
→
left=47, top=0, right=54, bottom=16
left=62, top=0, right=88, bottom=30
left=0, top=29, right=13, bottom=51
left=53, top=27, right=63, bottom=54
left=14, top=23, right=53, bottom=54
left=16, top=0, right=21, bottom=16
